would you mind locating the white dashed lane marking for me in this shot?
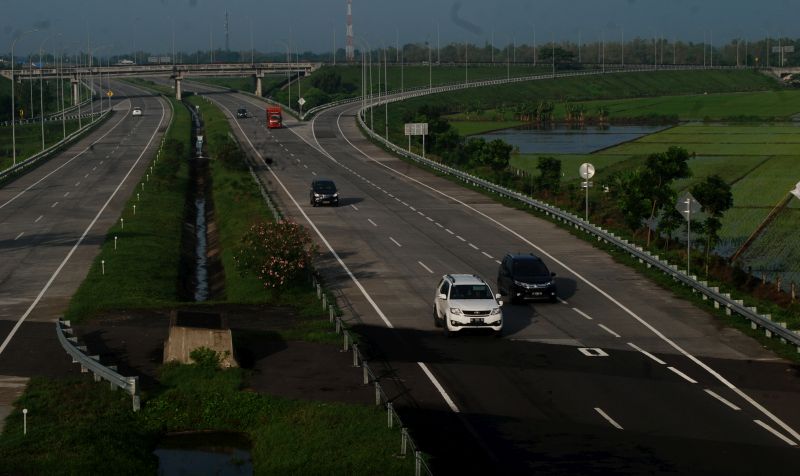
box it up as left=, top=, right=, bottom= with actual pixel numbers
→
left=368, top=219, right=378, bottom=227
left=35, top=215, right=43, bottom=223
left=598, top=324, right=621, bottom=338
left=418, top=261, right=434, bottom=274
left=668, top=367, right=698, bottom=384
left=14, top=232, right=24, bottom=240
left=704, top=389, right=741, bottom=411
left=390, top=237, right=402, bottom=247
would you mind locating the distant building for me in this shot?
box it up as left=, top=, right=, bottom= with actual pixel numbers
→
left=147, top=56, right=172, bottom=64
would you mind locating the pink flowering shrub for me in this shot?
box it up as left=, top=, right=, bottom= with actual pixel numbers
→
left=234, top=220, right=316, bottom=289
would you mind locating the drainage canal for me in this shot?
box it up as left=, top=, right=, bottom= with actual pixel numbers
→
left=180, top=101, right=223, bottom=302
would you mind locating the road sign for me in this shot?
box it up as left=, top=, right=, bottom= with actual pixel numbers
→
left=297, top=97, right=306, bottom=106
left=404, top=123, right=428, bottom=136
left=579, top=163, right=595, bottom=180
left=791, top=181, right=800, bottom=200
left=676, top=191, right=702, bottom=218
left=106, top=90, right=113, bottom=97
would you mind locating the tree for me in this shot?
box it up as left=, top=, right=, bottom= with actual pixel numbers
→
left=691, top=174, right=734, bottom=274
left=485, top=139, right=513, bottom=173
left=234, top=220, right=317, bottom=291
left=609, top=169, right=651, bottom=234
left=641, top=146, right=692, bottom=247
left=536, top=156, right=562, bottom=195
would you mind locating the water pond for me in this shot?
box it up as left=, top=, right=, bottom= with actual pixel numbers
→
left=155, top=432, right=253, bottom=476
left=475, top=124, right=668, bottom=154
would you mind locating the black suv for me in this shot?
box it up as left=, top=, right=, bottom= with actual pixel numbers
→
left=236, top=107, right=248, bottom=118
left=497, top=253, right=557, bottom=303
left=310, top=179, right=339, bottom=207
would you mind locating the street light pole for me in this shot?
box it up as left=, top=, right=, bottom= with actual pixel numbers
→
left=39, top=36, right=50, bottom=150
left=10, top=28, right=39, bottom=166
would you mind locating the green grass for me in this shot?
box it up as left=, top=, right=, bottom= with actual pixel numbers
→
left=186, top=95, right=274, bottom=303
left=0, top=76, right=83, bottom=122
left=741, top=208, right=800, bottom=297
left=0, top=119, right=82, bottom=171
left=510, top=153, right=630, bottom=179
left=561, top=89, right=800, bottom=121
left=0, top=368, right=416, bottom=475
left=64, top=98, right=190, bottom=321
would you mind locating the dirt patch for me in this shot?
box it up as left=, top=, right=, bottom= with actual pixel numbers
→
left=72, top=304, right=372, bottom=405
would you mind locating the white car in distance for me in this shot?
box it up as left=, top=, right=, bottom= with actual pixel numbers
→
left=132, top=107, right=142, bottom=116
left=433, top=274, right=503, bottom=336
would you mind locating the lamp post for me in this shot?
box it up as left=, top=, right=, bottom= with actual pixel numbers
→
left=10, top=28, right=38, bottom=166
left=39, top=34, right=62, bottom=150
left=277, top=40, right=291, bottom=110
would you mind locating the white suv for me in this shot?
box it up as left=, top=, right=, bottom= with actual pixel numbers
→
left=132, top=107, right=142, bottom=116
left=433, top=274, right=503, bottom=336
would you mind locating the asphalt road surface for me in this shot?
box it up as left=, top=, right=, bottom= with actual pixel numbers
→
left=0, top=81, right=169, bottom=428
left=184, top=81, right=799, bottom=475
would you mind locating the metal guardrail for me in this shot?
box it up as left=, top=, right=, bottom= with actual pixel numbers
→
left=0, top=110, right=110, bottom=184
left=56, top=319, right=140, bottom=411
left=310, top=274, right=432, bottom=476
left=353, top=66, right=800, bottom=353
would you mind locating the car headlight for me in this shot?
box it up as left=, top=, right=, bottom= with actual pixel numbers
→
left=513, top=280, right=527, bottom=287
left=333, top=193, right=339, bottom=198
left=314, top=193, right=320, bottom=197
left=490, top=307, right=501, bottom=315
left=449, top=307, right=462, bottom=315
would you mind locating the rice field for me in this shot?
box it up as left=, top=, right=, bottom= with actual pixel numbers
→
left=740, top=208, right=800, bottom=291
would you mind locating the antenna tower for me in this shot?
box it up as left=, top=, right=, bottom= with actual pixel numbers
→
left=346, top=0, right=354, bottom=62
left=225, top=9, right=230, bottom=51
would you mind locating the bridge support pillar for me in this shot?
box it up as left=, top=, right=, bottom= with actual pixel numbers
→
left=255, top=72, right=263, bottom=97
left=175, top=77, right=183, bottom=100
left=71, top=77, right=80, bottom=106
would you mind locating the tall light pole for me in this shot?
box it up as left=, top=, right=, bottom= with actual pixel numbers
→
left=10, top=28, right=39, bottom=166
left=39, top=35, right=56, bottom=150
left=278, top=40, right=291, bottom=110
left=620, top=27, right=624, bottom=68
left=532, top=23, right=537, bottom=67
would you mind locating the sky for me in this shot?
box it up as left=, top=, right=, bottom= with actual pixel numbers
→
left=2, top=0, right=799, bottom=56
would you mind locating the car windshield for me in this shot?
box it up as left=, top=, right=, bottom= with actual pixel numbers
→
left=450, top=284, right=493, bottom=300
left=513, top=259, right=548, bottom=276
left=238, top=108, right=246, bottom=114
left=314, top=182, right=336, bottom=193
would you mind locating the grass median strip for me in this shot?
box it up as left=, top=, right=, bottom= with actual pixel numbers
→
left=13, top=88, right=418, bottom=472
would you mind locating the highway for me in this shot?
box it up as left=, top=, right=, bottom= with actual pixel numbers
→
left=185, top=80, right=800, bottom=474
left=0, top=81, right=169, bottom=424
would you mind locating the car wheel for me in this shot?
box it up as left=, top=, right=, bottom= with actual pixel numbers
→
left=433, top=306, right=442, bottom=328
left=443, top=323, right=453, bottom=338
left=549, top=295, right=558, bottom=303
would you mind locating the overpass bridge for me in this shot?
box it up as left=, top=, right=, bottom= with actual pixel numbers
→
left=0, top=62, right=321, bottom=101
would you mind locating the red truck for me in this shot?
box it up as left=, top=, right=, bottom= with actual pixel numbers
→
left=266, top=106, right=283, bottom=129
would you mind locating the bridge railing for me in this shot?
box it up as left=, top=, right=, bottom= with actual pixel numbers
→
left=353, top=65, right=800, bottom=353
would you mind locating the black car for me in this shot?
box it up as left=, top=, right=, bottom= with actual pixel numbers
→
left=236, top=107, right=248, bottom=118
left=497, top=253, right=557, bottom=303
left=310, top=179, right=339, bottom=207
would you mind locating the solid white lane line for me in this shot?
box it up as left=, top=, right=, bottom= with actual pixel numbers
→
left=572, top=307, right=594, bottom=320
left=456, top=235, right=466, bottom=242
left=418, top=261, right=434, bottom=274
left=445, top=228, right=454, bottom=235
left=754, top=420, right=797, bottom=446
left=668, top=367, right=698, bottom=384
left=418, top=362, right=460, bottom=413
left=350, top=204, right=359, bottom=211
left=482, top=251, right=493, bottom=259
left=35, top=215, right=43, bottom=223
left=14, top=232, right=24, bottom=240
left=594, top=408, right=623, bottom=429
left=390, top=237, right=402, bottom=247
left=63, top=192, right=70, bottom=198
left=367, top=218, right=378, bottom=227
left=598, top=324, right=621, bottom=338
left=704, top=389, right=741, bottom=411
left=627, top=342, right=666, bottom=365
left=0, top=95, right=166, bottom=359
left=51, top=202, right=59, bottom=208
